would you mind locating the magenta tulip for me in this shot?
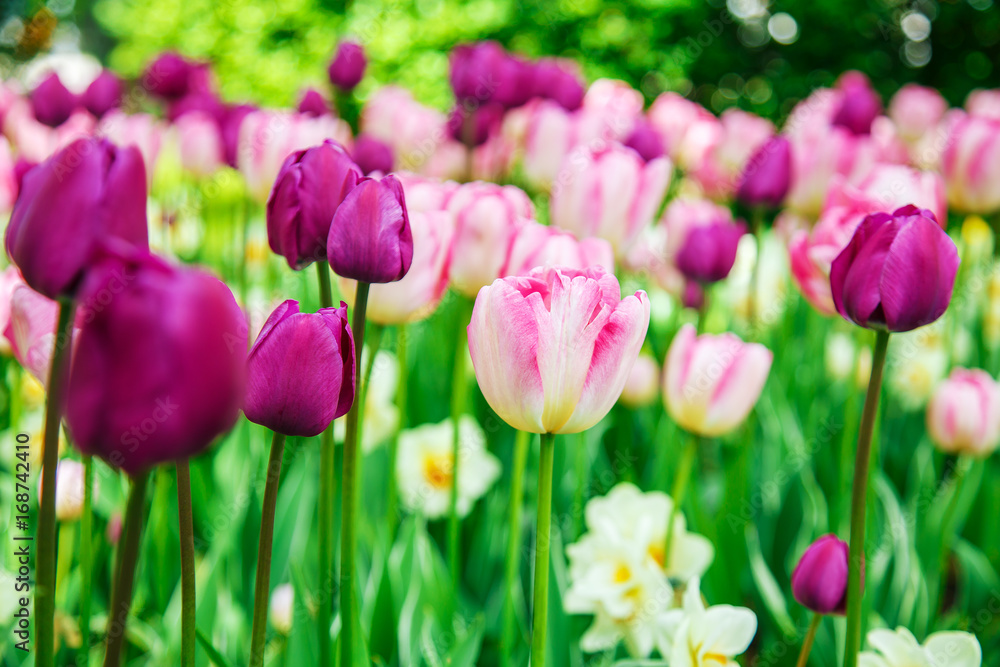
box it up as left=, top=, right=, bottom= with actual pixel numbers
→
left=219, top=103, right=256, bottom=168
left=449, top=41, right=507, bottom=104
left=327, top=174, right=413, bottom=283
left=830, top=205, right=959, bottom=332
left=328, top=41, right=367, bottom=91
left=927, top=368, right=1000, bottom=458
left=532, top=59, right=585, bottom=111
left=297, top=88, right=330, bottom=117
left=737, top=136, right=792, bottom=208
left=66, top=247, right=246, bottom=473
left=831, top=71, right=882, bottom=136
left=351, top=134, right=394, bottom=175
left=792, top=535, right=851, bottom=615
left=5, top=137, right=148, bottom=300
left=675, top=220, right=746, bottom=284
left=82, top=70, right=123, bottom=118
left=142, top=52, right=201, bottom=99
left=30, top=73, right=78, bottom=128
left=624, top=118, right=667, bottom=162
left=245, top=300, right=355, bottom=437
left=447, top=103, right=504, bottom=147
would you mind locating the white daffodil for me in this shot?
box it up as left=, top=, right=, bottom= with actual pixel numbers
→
left=396, top=415, right=500, bottom=519
left=859, top=627, right=981, bottom=667
left=659, top=577, right=757, bottom=667
left=336, top=350, right=400, bottom=452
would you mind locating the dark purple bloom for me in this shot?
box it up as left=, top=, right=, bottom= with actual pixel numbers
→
left=167, top=92, right=224, bottom=123
left=82, top=70, right=124, bottom=118
left=625, top=119, right=666, bottom=162
left=328, top=41, right=367, bottom=91
left=533, top=59, right=585, bottom=111
left=493, top=55, right=535, bottom=109
left=675, top=221, right=746, bottom=284
left=737, top=136, right=792, bottom=208
left=791, top=535, right=852, bottom=615
left=297, top=88, right=329, bottom=117
left=449, top=41, right=508, bottom=104
left=447, top=103, right=504, bottom=147
left=220, top=103, right=256, bottom=168
left=30, top=73, right=78, bottom=127
left=352, top=134, right=394, bottom=175
left=831, top=71, right=883, bottom=136
left=142, top=52, right=199, bottom=99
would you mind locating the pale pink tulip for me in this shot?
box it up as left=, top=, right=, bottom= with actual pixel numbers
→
left=581, top=79, right=644, bottom=135
left=174, top=110, right=224, bottom=178
left=824, top=164, right=947, bottom=226
left=647, top=92, right=713, bottom=160
left=98, top=110, right=166, bottom=183
left=0, top=137, right=17, bottom=214
left=942, top=113, right=1000, bottom=214
left=619, top=352, right=660, bottom=408
left=0, top=266, right=24, bottom=354
left=888, top=84, right=948, bottom=145
left=468, top=266, right=650, bottom=434
left=965, top=89, right=1000, bottom=121
left=395, top=172, right=460, bottom=213
left=503, top=220, right=614, bottom=277
left=3, top=100, right=95, bottom=163
left=3, top=284, right=79, bottom=386
left=689, top=109, right=774, bottom=200
left=788, top=205, right=867, bottom=316
left=927, top=368, right=1000, bottom=458
left=361, top=86, right=449, bottom=173
left=663, top=324, right=773, bottom=437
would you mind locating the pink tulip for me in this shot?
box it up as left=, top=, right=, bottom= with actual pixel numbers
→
left=927, top=368, right=1000, bottom=458
left=339, top=211, right=453, bottom=324
left=737, top=136, right=792, bottom=208
left=361, top=87, right=449, bottom=174
left=965, top=88, right=1000, bottom=120
left=624, top=117, right=666, bottom=162
left=98, top=111, right=166, bottom=184
left=3, top=284, right=80, bottom=387
left=825, top=164, right=947, bottom=226
left=942, top=113, right=1000, bottom=214
left=328, top=41, right=367, bottom=91
left=503, top=220, right=614, bottom=277
left=446, top=181, right=533, bottom=296
left=468, top=266, right=649, bottom=434
left=174, top=110, right=225, bottom=178
left=3, top=100, right=96, bottom=164
left=660, top=198, right=736, bottom=264
left=395, top=172, right=460, bottom=213
left=619, top=352, right=660, bottom=408
left=788, top=205, right=867, bottom=316
left=647, top=92, right=713, bottom=160
left=0, top=267, right=23, bottom=354
left=663, top=324, right=773, bottom=437
left=888, top=84, right=948, bottom=145
left=581, top=79, right=644, bottom=134
left=550, top=143, right=670, bottom=258
left=690, top=109, right=774, bottom=200
left=0, top=137, right=17, bottom=214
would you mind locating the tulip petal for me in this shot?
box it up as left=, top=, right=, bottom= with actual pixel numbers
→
left=831, top=213, right=897, bottom=327
left=923, top=632, right=982, bottom=667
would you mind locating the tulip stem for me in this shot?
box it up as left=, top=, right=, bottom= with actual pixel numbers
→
left=796, top=614, right=822, bottom=667
left=448, top=297, right=473, bottom=593
left=79, top=455, right=94, bottom=653
left=844, top=330, right=889, bottom=667
left=664, top=434, right=699, bottom=567
left=501, top=430, right=531, bottom=666
left=104, top=470, right=150, bottom=667
left=250, top=431, right=287, bottom=667
left=386, top=325, right=408, bottom=534
left=341, top=281, right=370, bottom=667
left=530, top=432, right=556, bottom=667
left=315, top=260, right=336, bottom=667
left=36, top=298, right=76, bottom=667
left=177, top=460, right=197, bottom=667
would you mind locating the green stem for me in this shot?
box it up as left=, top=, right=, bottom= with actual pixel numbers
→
left=103, top=471, right=151, bottom=667
left=177, top=460, right=196, bottom=667
left=386, top=326, right=408, bottom=534
left=341, top=281, right=370, bottom=667
left=250, top=432, right=287, bottom=667
left=501, top=430, right=531, bottom=666
left=448, top=297, right=472, bottom=591
left=530, top=433, right=556, bottom=667
left=664, top=434, right=699, bottom=567
left=79, top=455, right=94, bottom=653
left=316, top=261, right=336, bottom=667
left=571, top=432, right=588, bottom=540
left=36, top=298, right=76, bottom=667
left=844, top=330, right=890, bottom=667
left=796, top=614, right=822, bottom=667
left=937, top=457, right=972, bottom=612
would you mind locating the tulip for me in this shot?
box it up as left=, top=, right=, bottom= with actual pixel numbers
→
left=244, top=300, right=355, bottom=437
left=297, top=88, right=329, bottom=117
left=219, top=103, right=256, bottom=168
left=66, top=247, right=247, bottom=473
left=532, top=59, right=585, bottom=111
left=468, top=266, right=649, bottom=434
left=3, top=284, right=82, bottom=386
left=339, top=211, right=453, bottom=324
left=663, top=324, right=773, bottom=437
left=966, top=88, right=1000, bottom=120
left=690, top=109, right=774, bottom=200
left=98, top=111, right=165, bottom=182
left=647, top=92, right=713, bottom=161
left=624, top=117, right=666, bottom=162
left=361, top=86, right=449, bottom=173
left=328, top=41, right=367, bottom=91
left=81, top=70, right=123, bottom=118
left=167, top=90, right=224, bottom=123
left=791, top=534, right=851, bottom=615
left=493, top=55, right=535, bottom=110
left=830, top=205, right=959, bottom=332
left=582, top=79, right=645, bottom=129
left=942, top=114, right=1000, bottom=214
left=267, top=140, right=362, bottom=270
left=660, top=198, right=736, bottom=267
left=447, top=103, right=504, bottom=147
left=142, top=52, right=195, bottom=98
left=5, top=137, right=149, bottom=300
left=737, top=136, right=792, bottom=208
left=30, top=73, right=78, bottom=128
left=926, top=368, right=1000, bottom=458
left=38, top=459, right=93, bottom=523
left=675, top=220, right=746, bottom=284
left=860, top=628, right=981, bottom=667
left=396, top=171, right=460, bottom=213
left=351, top=133, right=394, bottom=175
left=888, top=84, right=948, bottom=145
left=826, top=165, right=947, bottom=226
left=618, top=353, right=660, bottom=408
left=174, top=110, right=225, bottom=178
left=831, top=71, right=882, bottom=136
left=327, top=174, right=413, bottom=283
left=550, top=144, right=671, bottom=258
left=503, top=220, right=614, bottom=277
left=447, top=181, right=533, bottom=296
left=0, top=137, right=17, bottom=214
left=449, top=41, right=508, bottom=104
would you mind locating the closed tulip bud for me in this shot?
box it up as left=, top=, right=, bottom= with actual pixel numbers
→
left=5, top=137, right=149, bottom=300
left=647, top=92, right=714, bottom=161
left=82, top=70, right=123, bottom=118
left=888, top=84, right=948, bottom=145
left=468, top=266, right=649, bottom=434
left=449, top=42, right=507, bottom=104
left=142, top=52, right=200, bottom=99
left=737, top=136, right=792, bottom=208
left=297, top=88, right=329, bottom=117
left=447, top=103, right=503, bottom=147
left=38, top=459, right=93, bottom=522
left=532, top=59, right=585, bottom=111
left=245, top=300, right=355, bottom=437
left=927, top=368, right=1000, bottom=458
left=830, top=205, right=959, bottom=332
left=503, top=220, right=614, bottom=277
left=351, top=134, right=394, bottom=175
left=624, top=118, right=667, bottom=162
left=328, top=174, right=414, bottom=283
left=267, top=140, right=361, bottom=270
left=619, top=352, right=660, bottom=408
left=493, top=55, right=535, bottom=110
left=791, top=534, right=852, bottom=615
left=66, top=248, right=246, bottom=474
left=663, top=324, right=773, bottom=437
left=675, top=220, right=746, bottom=284
left=328, top=41, right=367, bottom=91
left=30, top=73, right=78, bottom=128
left=831, top=71, right=882, bottom=136
left=942, top=114, right=1000, bottom=215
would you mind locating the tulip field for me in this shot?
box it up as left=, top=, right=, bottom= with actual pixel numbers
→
left=1, top=3, right=1000, bottom=667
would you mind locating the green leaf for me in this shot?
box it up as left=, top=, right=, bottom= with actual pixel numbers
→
left=195, top=628, right=233, bottom=667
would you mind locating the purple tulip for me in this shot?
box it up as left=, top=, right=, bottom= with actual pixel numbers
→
left=447, top=103, right=504, bottom=147
left=142, top=52, right=199, bottom=99
left=449, top=41, right=507, bottom=104
left=493, top=55, right=535, bottom=109
left=82, top=70, right=123, bottom=118
left=624, top=119, right=666, bottom=162
left=682, top=281, right=705, bottom=311
left=245, top=300, right=355, bottom=437
left=737, top=136, right=792, bottom=208
left=297, top=88, right=329, bottom=117
left=5, top=138, right=148, bottom=300
left=66, top=247, right=246, bottom=474
left=675, top=220, right=746, bottom=284
left=30, top=73, right=78, bottom=127
left=167, top=91, right=224, bottom=123
left=267, top=140, right=362, bottom=270
left=831, top=71, right=882, bottom=136
left=328, top=41, right=367, bottom=91
left=352, top=134, right=394, bottom=175
left=533, top=59, right=585, bottom=111
left=13, top=158, right=36, bottom=191
left=220, top=103, right=256, bottom=168
left=791, top=535, right=851, bottom=615
left=327, top=175, right=413, bottom=283
left=830, top=205, right=959, bottom=332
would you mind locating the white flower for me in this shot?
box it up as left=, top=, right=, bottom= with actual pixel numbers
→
left=269, top=584, right=294, bottom=635
left=396, top=416, right=500, bottom=519
left=660, top=577, right=757, bottom=667
left=336, top=350, right=400, bottom=452
left=38, top=459, right=93, bottom=523
left=826, top=332, right=858, bottom=382
left=858, top=627, right=981, bottom=667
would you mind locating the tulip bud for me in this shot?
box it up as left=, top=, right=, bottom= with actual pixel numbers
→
left=619, top=353, right=660, bottom=408
left=503, top=220, right=614, bottom=278
left=38, top=459, right=93, bottom=522
left=468, top=266, right=650, bottom=434
left=328, top=41, right=367, bottom=91
left=449, top=42, right=507, bottom=104
left=267, top=140, right=362, bottom=270
left=66, top=247, right=246, bottom=474
left=447, top=103, right=503, bottom=147
left=269, top=584, right=294, bottom=635
left=737, top=136, right=792, bottom=208
left=5, top=137, right=149, bottom=300
left=624, top=118, right=666, bottom=162
left=30, top=73, right=78, bottom=128
left=888, top=84, right=947, bottom=145
left=675, top=220, right=746, bottom=284
left=493, top=55, right=535, bottom=110
left=532, top=59, right=585, bottom=111
left=297, top=88, right=329, bottom=117
left=82, top=70, right=123, bottom=118
left=682, top=281, right=705, bottom=311
left=142, top=52, right=199, bottom=99
left=663, top=324, right=773, bottom=437
left=351, top=134, right=394, bottom=175
left=831, top=71, right=882, bottom=136
left=245, top=300, right=355, bottom=437
left=791, top=534, right=851, bottom=615
left=830, top=205, right=959, bottom=332
left=327, top=174, right=413, bottom=283
left=926, top=368, right=1000, bottom=458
